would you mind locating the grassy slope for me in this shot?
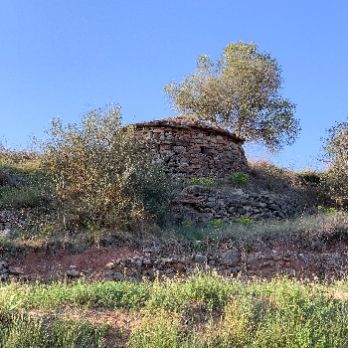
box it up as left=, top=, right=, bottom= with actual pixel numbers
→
left=1, top=274, right=348, bottom=347
left=0, top=151, right=49, bottom=209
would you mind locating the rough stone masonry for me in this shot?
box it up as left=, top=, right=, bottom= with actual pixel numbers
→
left=130, top=116, right=314, bottom=222
left=132, top=116, right=248, bottom=178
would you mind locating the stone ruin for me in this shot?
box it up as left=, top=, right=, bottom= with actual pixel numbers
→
left=132, top=116, right=248, bottom=178
left=129, top=116, right=314, bottom=223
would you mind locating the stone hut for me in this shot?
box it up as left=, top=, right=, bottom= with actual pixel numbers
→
left=132, top=116, right=248, bottom=178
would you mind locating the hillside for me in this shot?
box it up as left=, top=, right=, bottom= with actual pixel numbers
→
left=1, top=144, right=348, bottom=346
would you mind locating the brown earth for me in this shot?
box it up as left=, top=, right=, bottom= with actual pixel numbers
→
left=5, top=240, right=348, bottom=282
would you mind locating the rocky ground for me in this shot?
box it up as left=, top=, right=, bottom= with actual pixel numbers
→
left=1, top=239, right=347, bottom=283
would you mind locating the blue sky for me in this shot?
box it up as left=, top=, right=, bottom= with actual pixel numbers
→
left=1, top=0, right=348, bottom=169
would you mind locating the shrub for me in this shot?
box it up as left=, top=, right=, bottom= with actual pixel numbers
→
left=317, top=205, right=337, bottom=214
left=190, top=177, right=216, bottom=188
left=207, top=219, right=225, bottom=229
left=234, top=217, right=253, bottom=225
left=228, top=172, right=248, bottom=185
left=320, top=120, right=348, bottom=208
left=42, top=104, right=175, bottom=230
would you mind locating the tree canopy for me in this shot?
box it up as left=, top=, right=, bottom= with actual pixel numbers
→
left=165, top=42, right=300, bottom=150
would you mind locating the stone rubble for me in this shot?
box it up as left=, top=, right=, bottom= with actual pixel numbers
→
left=0, top=245, right=346, bottom=282
left=174, top=185, right=307, bottom=222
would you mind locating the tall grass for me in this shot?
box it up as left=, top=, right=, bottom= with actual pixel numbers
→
left=0, top=312, right=104, bottom=348
left=3, top=274, right=348, bottom=346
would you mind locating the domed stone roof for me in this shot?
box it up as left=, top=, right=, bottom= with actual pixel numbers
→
left=133, top=116, right=244, bottom=143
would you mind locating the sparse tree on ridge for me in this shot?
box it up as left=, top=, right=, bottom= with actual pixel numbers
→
left=165, top=42, right=300, bottom=151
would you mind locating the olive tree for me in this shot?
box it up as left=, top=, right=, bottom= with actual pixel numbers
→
left=165, top=42, right=300, bottom=150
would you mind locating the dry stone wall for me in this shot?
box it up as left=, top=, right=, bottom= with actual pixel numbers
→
left=132, top=117, right=248, bottom=178
left=174, top=185, right=313, bottom=223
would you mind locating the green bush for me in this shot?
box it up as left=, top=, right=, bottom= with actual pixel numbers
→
left=234, top=217, right=254, bottom=225
left=317, top=205, right=337, bottom=214
left=42, top=104, right=175, bottom=230
left=190, top=177, right=216, bottom=188
left=228, top=172, right=248, bottom=185
left=207, top=219, right=225, bottom=229
left=322, top=121, right=348, bottom=207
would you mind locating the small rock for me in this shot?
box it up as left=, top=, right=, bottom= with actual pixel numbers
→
left=114, top=272, right=124, bottom=281
left=220, top=249, right=240, bottom=267
left=0, top=260, right=8, bottom=270
left=21, top=274, right=31, bottom=281
left=0, top=273, right=9, bottom=281
left=142, top=269, right=155, bottom=280
left=165, top=268, right=174, bottom=276
left=133, top=258, right=143, bottom=267
left=162, top=257, right=174, bottom=264
left=0, top=229, right=10, bottom=237
left=8, top=266, right=24, bottom=276
left=175, top=263, right=186, bottom=272
left=105, top=262, right=115, bottom=270
left=143, top=258, right=152, bottom=266
left=151, top=245, right=161, bottom=253
left=259, top=260, right=274, bottom=269
left=103, top=270, right=114, bottom=280
left=66, top=269, right=80, bottom=278
left=194, top=254, right=207, bottom=264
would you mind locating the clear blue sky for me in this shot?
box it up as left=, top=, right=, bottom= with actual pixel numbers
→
left=1, top=0, right=348, bottom=169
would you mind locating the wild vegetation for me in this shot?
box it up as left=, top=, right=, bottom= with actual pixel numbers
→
left=42, top=104, right=175, bottom=230
left=321, top=120, right=348, bottom=208
left=1, top=105, right=345, bottom=347
left=165, top=42, right=300, bottom=150
left=1, top=42, right=348, bottom=347
left=2, top=274, right=348, bottom=347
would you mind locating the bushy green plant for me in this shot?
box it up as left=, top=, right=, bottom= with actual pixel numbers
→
left=190, top=177, right=216, bottom=188
left=322, top=121, right=348, bottom=207
left=228, top=172, right=249, bottom=185
left=42, top=104, right=175, bottom=230
left=234, top=217, right=253, bottom=225
left=207, top=219, right=225, bottom=229
left=317, top=205, right=337, bottom=214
